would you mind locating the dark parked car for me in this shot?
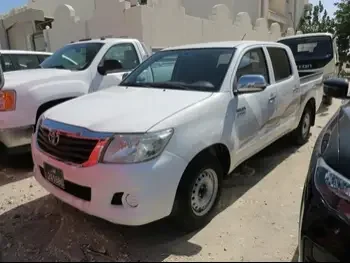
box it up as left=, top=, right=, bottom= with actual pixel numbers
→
left=299, top=77, right=350, bottom=262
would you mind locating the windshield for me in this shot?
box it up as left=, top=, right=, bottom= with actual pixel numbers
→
left=279, top=36, right=333, bottom=62
left=120, top=48, right=236, bottom=92
left=41, top=42, right=104, bottom=70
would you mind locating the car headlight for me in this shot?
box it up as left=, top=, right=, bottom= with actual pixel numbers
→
left=35, top=114, right=45, bottom=134
left=101, top=128, right=174, bottom=164
left=315, top=157, right=350, bottom=220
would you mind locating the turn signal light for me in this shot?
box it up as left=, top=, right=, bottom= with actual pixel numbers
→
left=0, top=90, right=16, bottom=111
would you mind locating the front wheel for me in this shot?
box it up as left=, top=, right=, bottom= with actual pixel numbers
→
left=172, top=154, right=223, bottom=232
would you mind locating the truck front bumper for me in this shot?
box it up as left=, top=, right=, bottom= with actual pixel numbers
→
left=0, top=125, right=33, bottom=152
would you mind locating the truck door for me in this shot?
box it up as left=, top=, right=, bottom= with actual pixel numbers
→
left=91, top=43, right=141, bottom=92
left=266, top=47, right=299, bottom=133
left=233, top=47, right=278, bottom=163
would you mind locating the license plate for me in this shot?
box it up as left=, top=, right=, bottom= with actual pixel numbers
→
left=43, top=163, right=65, bottom=189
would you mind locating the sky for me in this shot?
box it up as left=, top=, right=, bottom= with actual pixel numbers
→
left=0, top=0, right=27, bottom=14
left=0, top=0, right=340, bottom=17
left=309, top=0, right=337, bottom=17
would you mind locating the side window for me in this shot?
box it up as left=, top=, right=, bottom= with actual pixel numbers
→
left=12, top=54, right=40, bottom=70
left=1, top=55, right=15, bottom=72
left=103, top=43, right=140, bottom=71
left=236, top=48, right=269, bottom=84
left=38, top=55, right=50, bottom=63
left=267, top=47, right=292, bottom=82
left=137, top=54, right=178, bottom=83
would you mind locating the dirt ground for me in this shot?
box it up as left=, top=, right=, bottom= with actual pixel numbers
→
left=0, top=100, right=341, bottom=262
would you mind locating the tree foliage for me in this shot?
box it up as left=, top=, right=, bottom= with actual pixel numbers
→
left=334, top=0, right=350, bottom=63
left=297, top=0, right=335, bottom=34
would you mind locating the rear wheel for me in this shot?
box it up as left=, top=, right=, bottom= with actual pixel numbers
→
left=292, top=106, right=313, bottom=145
left=172, top=154, right=223, bottom=232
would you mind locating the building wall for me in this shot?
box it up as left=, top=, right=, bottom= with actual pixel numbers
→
left=0, top=8, right=45, bottom=50
left=182, top=0, right=260, bottom=22
left=45, top=0, right=297, bottom=52
left=27, top=0, right=96, bottom=20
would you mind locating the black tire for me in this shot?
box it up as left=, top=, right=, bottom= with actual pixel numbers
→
left=322, top=95, right=333, bottom=106
left=292, top=106, right=313, bottom=145
left=171, top=154, right=223, bottom=233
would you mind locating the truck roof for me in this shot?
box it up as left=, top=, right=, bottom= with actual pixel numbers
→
left=163, top=41, right=287, bottom=51
left=69, top=37, right=141, bottom=45
left=0, top=50, right=52, bottom=55
left=278, top=32, right=334, bottom=41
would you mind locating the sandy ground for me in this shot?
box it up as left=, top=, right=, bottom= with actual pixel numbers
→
left=0, top=100, right=341, bottom=262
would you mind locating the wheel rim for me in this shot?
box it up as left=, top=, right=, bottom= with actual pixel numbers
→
left=302, top=112, right=311, bottom=139
left=191, top=168, right=219, bottom=217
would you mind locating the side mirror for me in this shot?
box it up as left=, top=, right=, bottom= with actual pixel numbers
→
left=122, top=72, right=129, bottom=80
left=98, top=59, right=123, bottom=76
left=234, top=74, right=267, bottom=95
left=324, top=78, right=350, bottom=99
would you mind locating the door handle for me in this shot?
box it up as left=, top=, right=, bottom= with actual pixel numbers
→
left=269, top=95, right=276, bottom=103
left=293, top=86, right=300, bottom=92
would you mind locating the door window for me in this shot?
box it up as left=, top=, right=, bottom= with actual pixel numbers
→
left=236, top=48, right=270, bottom=84
left=102, top=43, right=140, bottom=71
left=267, top=47, right=292, bottom=82
left=1, top=54, right=15, bottom=72
left=12, top=54, right=40, bottom=70
left=38, top=54, right=50, bottom=63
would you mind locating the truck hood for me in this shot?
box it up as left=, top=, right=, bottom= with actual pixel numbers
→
left=4, top=68, right=76, bottom=89
left=44, top=86, right=213, bottom=133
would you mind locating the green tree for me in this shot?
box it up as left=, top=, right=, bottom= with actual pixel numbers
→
left=334, top=0, right=350, bottom=65
left=297, top=1, right=334, bottom=34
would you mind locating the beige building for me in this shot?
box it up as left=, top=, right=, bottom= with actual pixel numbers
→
left=0, top=0, right=307, bottom=51
left=183, top=0, right=308, bottom=31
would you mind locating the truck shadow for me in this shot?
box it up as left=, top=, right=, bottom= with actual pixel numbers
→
left=218, top=135, right=300, bottom=214
left=0, top=134, right=303, bottom=262
left=0, top=152, right=33, bottom=187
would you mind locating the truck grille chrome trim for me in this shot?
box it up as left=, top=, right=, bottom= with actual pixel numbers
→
left=36, top=119, right=114, bottom=166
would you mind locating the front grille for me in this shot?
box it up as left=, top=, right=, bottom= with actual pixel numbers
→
left=37, top=125, right=98, bottom=165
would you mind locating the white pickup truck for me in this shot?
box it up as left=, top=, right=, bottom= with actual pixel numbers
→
left=0, top=37, right=150, bottom=154
left=32, top=41, right=323, bottom=231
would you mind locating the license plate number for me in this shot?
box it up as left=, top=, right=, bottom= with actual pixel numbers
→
left=44, top=163, right=65, bottom=189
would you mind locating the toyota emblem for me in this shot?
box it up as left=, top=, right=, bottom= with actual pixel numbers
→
left=48, top=130, right=60, bottom=146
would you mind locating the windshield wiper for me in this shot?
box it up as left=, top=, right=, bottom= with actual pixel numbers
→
left=129, top=81, right=190, bottom=90
left=43, top=65, right=68, bottom=70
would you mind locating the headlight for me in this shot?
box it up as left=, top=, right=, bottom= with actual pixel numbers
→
left=36, top=114, right=45, bottom=134
left=0, top=90, right=16, bottom=111
left=315, top=158, right=350, bottom=220
left=101, top=128, right=174, bottom=164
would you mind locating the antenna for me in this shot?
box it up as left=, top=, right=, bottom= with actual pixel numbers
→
left=241, top=34, right=246, bottom=40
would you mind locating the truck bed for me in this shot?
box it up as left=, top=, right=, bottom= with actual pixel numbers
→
left=299, top=71, right=323, bottom=84
left=299, top=71, right=324, bottom=112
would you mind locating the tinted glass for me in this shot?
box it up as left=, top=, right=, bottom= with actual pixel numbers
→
left=278, top=36, right=333, bottom=70
left=41, top=42, right=104, bottom=71
left=267, top=47, right=292, bottom=81
left=1, top=54, right=15, bottom=72
left=13, top=54, right=40, bottom=70
left=120, top=48, right=236, bottom=92
left=103, top=43, right=140, bottom=71
left=236, top=48, right=269, bottom=84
